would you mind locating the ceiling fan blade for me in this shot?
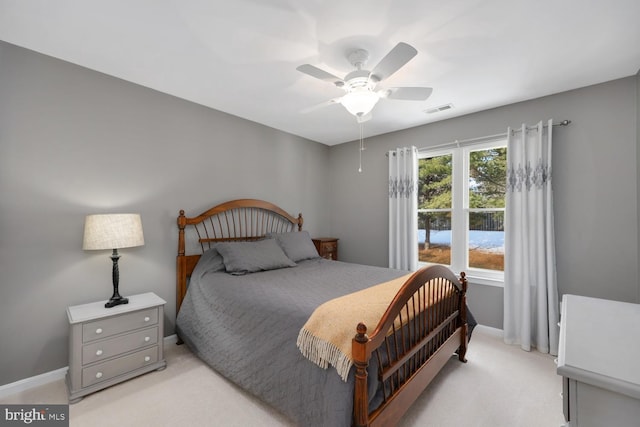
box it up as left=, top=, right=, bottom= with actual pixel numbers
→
left=369, top=42, right=418, bottom=82
left=385, top=87, right=433, bottom=101
left=296, top=64, right=344, bottom=87
left=300, top=97, right=342, bottom=114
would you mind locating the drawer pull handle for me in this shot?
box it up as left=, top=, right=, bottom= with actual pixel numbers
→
left=96, top=350, right=103, bottom=356
left=144, top=336, right=150, bottom=342
left=144, top=317, right=150, bottom=322
left=95, top=372, right=103, bottom=379
left=95, top=328, right=103, bottom=334
left=144, top=356, right=151, bottom=362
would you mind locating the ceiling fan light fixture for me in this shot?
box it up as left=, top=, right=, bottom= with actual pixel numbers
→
left=341, top=88, right=380, bottom=117
left=297, top=42, right=427, bottom=121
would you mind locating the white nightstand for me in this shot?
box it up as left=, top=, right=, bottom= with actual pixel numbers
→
left=66, top=292, right=167, bottom=403
left=557, top=295, right=640, bottom=426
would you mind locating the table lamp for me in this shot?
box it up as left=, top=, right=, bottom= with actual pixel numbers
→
left=83, top=214, right=144, bottom=308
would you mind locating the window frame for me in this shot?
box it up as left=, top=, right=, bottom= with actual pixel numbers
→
left=418, top=139, right=506, bottom=287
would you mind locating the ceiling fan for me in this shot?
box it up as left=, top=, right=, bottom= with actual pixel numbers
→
left=296, top=42, right=432, bottom=123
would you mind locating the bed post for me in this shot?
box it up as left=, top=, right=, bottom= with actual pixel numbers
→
left=176, top=210, right=187, bottom=315
left=353, top=322, right=370, bottom=427
left=297, top=213, right=303, bottom=231
left=458, top=272, right=468, bottom=363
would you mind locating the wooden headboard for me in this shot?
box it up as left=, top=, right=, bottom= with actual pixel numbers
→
left=176, top=199, right=303, bottom=313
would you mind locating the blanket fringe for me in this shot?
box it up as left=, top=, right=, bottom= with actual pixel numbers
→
left=297, top=327, right=353, bottom=382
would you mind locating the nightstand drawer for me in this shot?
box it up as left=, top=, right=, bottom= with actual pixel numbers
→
left=312, top=238, right=339, bottom=261
left=82, top=346, right=158, bottom=388
left=82, top=326, right=159, bottom=365
left=82, top=308, right=158, bottom=342
left=323, top=242, right=337, bottom=252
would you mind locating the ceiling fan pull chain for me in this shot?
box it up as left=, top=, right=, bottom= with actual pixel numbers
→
left=358, top=122, right=364, bottom=173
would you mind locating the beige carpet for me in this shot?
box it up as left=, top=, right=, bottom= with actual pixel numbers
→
left=1, top=326, right=565, bottom=426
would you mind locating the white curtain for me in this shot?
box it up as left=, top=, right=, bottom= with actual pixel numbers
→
left=504, top=120, right=559, bottom=355
left=388, top=146, right=418, bottom=271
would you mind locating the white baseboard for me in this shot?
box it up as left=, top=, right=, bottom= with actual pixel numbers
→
left=475, top=324, right=504, bottom=337
left=0, top=334, right=178, bottom=400
left=0, top=367, right=69, bottom=400
left=163, top=334, right=178, bottom=345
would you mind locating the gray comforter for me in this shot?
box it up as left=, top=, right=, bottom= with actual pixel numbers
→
left=176, top=258, right=407, bottom=426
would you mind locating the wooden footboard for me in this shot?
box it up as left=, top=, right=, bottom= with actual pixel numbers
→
left=352, top=265, right=468, bottom=427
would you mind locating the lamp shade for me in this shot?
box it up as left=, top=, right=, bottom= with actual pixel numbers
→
left=83, top=214, right=144, bottom=250
left=341, top=88, right=380, bottom=117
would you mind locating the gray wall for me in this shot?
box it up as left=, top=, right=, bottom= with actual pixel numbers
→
left=0, top=41, right=331, bottom=386
left=329, top=77, right=639, bottom=328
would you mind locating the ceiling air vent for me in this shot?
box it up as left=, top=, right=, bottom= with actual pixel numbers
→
left=424, top=103, right=453, bottom=114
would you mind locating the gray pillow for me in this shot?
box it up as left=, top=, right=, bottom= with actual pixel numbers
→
left=191, top=246, right=225, bottom=279
left=268, top=231, right=320, bottom=262
left=216, top=239, right=296, bottom=275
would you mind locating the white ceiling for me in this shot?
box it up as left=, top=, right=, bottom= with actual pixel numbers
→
left=1, top=0, right=639, bottom=146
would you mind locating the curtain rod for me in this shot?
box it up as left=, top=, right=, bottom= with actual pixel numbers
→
left=387, top=120, right=571, bottom=155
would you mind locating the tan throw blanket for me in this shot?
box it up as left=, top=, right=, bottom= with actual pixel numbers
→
left=297, top=273, right=414, bottom=382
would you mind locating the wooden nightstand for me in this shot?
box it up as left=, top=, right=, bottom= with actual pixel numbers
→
left=312, top=238, right=339, bottom=260
left=66, top=292, right=167, bottom=403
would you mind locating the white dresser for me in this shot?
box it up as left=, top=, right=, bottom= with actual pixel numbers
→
left=557, top=294, right=640, bottom=427
left=66, top=292, right=167, bottom=402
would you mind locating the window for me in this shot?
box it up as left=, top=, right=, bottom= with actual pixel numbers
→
left=417, top=140, right=506, bottom=285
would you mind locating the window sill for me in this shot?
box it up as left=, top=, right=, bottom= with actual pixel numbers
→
left=417, top=262, right=504, bottom=288
left=465, top=274, right=504, bottom=288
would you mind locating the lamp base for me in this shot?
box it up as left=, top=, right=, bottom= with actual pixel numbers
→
left=105, top=249, right=128, bottom=308
left=105, top=296, right=129, bottom=308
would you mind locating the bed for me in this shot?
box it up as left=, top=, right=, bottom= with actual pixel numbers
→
left=175, top=199, right=470, bottom=426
